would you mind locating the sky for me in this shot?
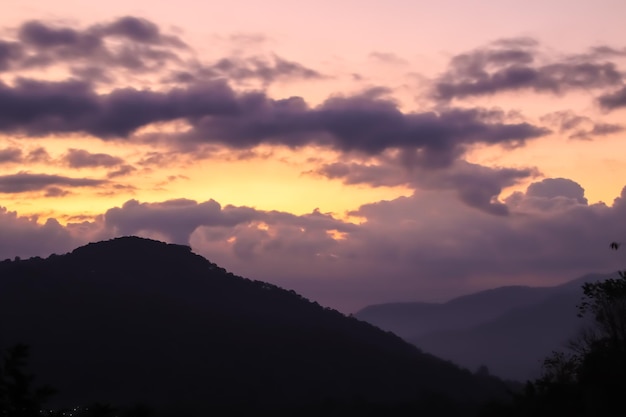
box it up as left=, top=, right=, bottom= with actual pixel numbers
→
left=1, top=0, right=626, bottom=312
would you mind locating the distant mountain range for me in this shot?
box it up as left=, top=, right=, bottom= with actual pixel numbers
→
left=355, top=273, right=618, bottom=381
left=0, top=237, right=509, bottom=415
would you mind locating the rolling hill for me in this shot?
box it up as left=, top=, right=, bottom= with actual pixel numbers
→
left=0, top=236, right=508, bottom=415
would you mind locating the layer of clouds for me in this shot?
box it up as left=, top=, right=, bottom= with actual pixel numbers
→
left=599, top=86, right=626, bottom=110
left=104, top=198, right=355, bottom=245
left=0, top=17, right=323, bottom=88
left=63, top=148, right=124, bottom=168
left=1, top=178, right=625, bottom=311
left=1, top=17, right=625, bottom=312
left=176, top=95, right=548, bottom=161
left=526, top=178, right=587, bottom=204
left=0, top=17, right=552, bottom=178
left=0, top=147, right=22, bottom=164
left=433, top=38, right=625, bottom=102
left=0, top=172, right=105, bottom=193
left=540, top=110, right=624, bottom=140
left=0, top=77, right=548, bottom=169
left=0, top=208, right=77, bottom=260
left=315, top=158, right=540, bottom=215
left=1, top=19, right=622, bottom=159
left=170, top=55, right=325, bottom=86
left=12, top=17, right=185, bottom=74
left=3, top=18, right=623, bottom=222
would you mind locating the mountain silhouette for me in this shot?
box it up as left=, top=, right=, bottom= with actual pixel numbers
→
left=355, top=273, right=617, bottom=381
left=0, top=236, right=507, bottom=415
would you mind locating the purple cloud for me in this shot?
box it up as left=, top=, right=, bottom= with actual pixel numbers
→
left=104, top=198, right=355, bottom=245
left=97, top=16, right=186, bottom=47
left=316, top=159, right=539, bottom=215
left=208, top=55, right=324, bottom=84
left=0, top=147, right=22, bottom=164
left=0, top=179, right=625, bottom=311
left=178, top=94, right=548, bottom=164
left=0, top=207, right=77, bottom=260
left=0, top=40, right=22, bottom=71
left=64, top=148, right=124, bottom=168
left=540, top=110, right=623, bottom=140
left=0, top=77, right=548, bottom=167
left=25, top=147, right=51, bottom=163
left=526, top=178, right=588, bottom=204
left=11, top=17, right=185, bottom=75
left=434, top=40, right=624, bottom=101
left=0, top=173, right=106, bottom=193
left=599, top=86, right=626, bottom=110
left=19, top=20, right=85, bottom=48
left=107, top=164, right=137, bottom=178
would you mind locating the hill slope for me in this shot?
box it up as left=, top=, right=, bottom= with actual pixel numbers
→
left=0, top=237, right=506, bottom=414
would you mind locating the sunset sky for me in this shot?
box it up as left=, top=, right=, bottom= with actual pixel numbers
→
left=1, top=0, right=626, bottom=312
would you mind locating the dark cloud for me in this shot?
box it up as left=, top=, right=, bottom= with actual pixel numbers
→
left=138, top=151, right=180, bottom=167
left=316, top=158, right=539, bottom=215
left=10, top=18, right=185, bottom=74
left=0, top=78, right=101, bottom=135
left=97, top=16, right=186, bottom=47
left=570, top=123, right=624, bottom=140
left=540, top=110, right=624, bottom=140
left=0, top=40, right=22, bottom=71
left=0, top=173, right=106, bottom=193
left=179, top=94, right=548, bottom=163
left=598, top=86, right=626, bottom=110
left=25, top=147, right=51, bottom=163
left=171, top=55, right=325, bottom=85
left=540, top=110, right=587, bottom=131
left=44, top=186, right=71, bottom=197
left=70, top=66, right=114, bottom=83
left=107, top=164, right=136, bottom=178
left=317, top=162, right=401, bottom=187
left=17, top=20, right=104, bottom=68
left=434, top=40, right=624, bottom=101
left=4, top=17, right=322, bottom=86
left=583, top=46, right=626, bottom=59
left=0, top=77, right=548, bottom=165
left=18, top=20, right=84, bottom=48
left=434, top=163, right=538, bottom=216
left=64, top=148, right=124, bottom=168
left=213, top=55, right=324, bottom=84
left=0, top=147, right=22, bottom=164
left=0, top=78, right=237, bottom=138
left=96, top=183, right=137, bottom=197
left=526, top=178, right=588, bottom=204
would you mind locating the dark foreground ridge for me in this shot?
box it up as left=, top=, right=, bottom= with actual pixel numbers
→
left=0, top=236, right=507, bottom=415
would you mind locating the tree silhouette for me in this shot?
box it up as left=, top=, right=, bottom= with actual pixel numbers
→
left=499, top=242, right=626, bottom=416
left=0, top=344, right=56, bottom=417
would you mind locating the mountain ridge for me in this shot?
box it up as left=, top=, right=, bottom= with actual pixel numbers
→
left=355, top=271, right=619, bottom=381
left=0, top=236, right=508, bottom=415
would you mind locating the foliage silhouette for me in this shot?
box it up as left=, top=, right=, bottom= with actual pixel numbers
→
left=0, top=344, right=56, bottom=417
left=478, top=242, right=626, bottom=416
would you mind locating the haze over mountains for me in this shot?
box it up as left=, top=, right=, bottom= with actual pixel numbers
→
left=0, top=236, right=509, bottom=415
left=356, top=273, right=618, bottom=381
